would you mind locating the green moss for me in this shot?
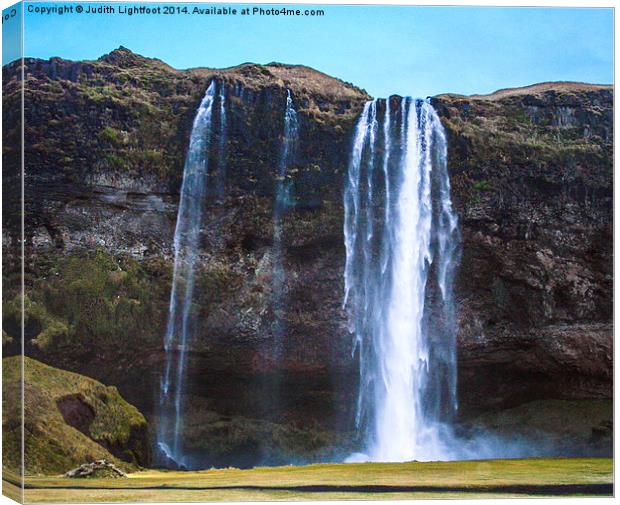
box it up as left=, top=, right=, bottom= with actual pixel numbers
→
left=472, top=179, right=492, bottom=192
left=2, top=330, right=13, bottom=346
left=3, top=356, right=149, bottom=475
left=512, top=109, right=530, bottom=125
left=35, top=249, right=164, bottom=350
left=5, top=294, right=42, bottom=329
left=142, top=149, right=163, bottom=163
left=83, top=86, right=113, bottom=103
left=105, top=153, right=125, bottom=169
left=34, top=320, right=69, bottom=350
left=3, top=295, right=69, bottom=350
left=99, top=126, right=125, bottom=146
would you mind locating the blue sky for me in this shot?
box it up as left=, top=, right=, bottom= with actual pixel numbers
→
left=3, top=2, right=614, bottom=97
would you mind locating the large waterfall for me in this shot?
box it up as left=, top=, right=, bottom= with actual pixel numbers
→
left=343, top=97, right=460, bottom=462
left=156, top=80, right=226, bottom=468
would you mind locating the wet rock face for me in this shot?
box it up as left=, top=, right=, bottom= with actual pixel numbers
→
left=2, top=49, right=613, bottom=463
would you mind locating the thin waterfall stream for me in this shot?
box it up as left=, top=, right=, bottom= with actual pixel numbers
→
left=344, top=97, right=460, bottom=462
left=156, top=80, right=226, bottom=468
left=215, top=82, right=227, bottom=198
left=157, top=84, right=302, bottom=468
left=257, top=89, right=300, bottom=436
left=271, top=89, right=299, bottom=355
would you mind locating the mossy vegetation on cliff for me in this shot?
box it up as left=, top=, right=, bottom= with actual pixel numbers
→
left=434, top=84, right=612, bottom=209
left=2, top=356, right=150, bottom=475
left=3, top=250, right=169, bottom=355
left=4, top=47, right=369, bottom=195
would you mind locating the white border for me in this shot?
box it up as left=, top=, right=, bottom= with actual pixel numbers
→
left=0, top=2, right=615, bottom=505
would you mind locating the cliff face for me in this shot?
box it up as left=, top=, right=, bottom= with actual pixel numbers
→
left=433, top=84, right=613, bottom=413
left=4, top=47, right=370, bottom=466
left=2, top=48, right=613, bottom=466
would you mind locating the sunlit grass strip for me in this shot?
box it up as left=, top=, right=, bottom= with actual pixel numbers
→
left=16, top=458, right=612, bottom=502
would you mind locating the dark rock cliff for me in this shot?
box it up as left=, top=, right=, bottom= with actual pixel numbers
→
left=432, top=84, right=612, bottom=413
left=2, top=48, right=613, bottom=467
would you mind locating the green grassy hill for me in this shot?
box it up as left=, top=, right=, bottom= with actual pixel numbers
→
left=2, top=356, right=150, bottom=475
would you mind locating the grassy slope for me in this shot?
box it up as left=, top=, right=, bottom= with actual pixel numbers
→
left=9, top=458, right=613, bottom=503
left=436, top=81, right=612, bottom=100
left=2, top=356, right=148, bottom=475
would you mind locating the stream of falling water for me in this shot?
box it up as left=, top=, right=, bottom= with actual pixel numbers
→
left=215, top=82, right=227, bottom=198
left=271, top=89, right=299, bottom=356
left=156, top=80, right=226, bottom=468
left=343, top=97, right=460, bottom=462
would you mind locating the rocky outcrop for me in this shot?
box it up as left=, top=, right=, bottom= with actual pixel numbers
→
left=65, top=460, right=127, bottom=478
left=2, top=48, right=612, bottom=466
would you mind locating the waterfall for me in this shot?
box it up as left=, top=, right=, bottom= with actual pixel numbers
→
left=271, top=89, right=299, bottom=354
left=156, top=80, right=226, bottom=468
left=343, top=97, right=460, bottom=462
left=215, top=82, right=227, bottom=197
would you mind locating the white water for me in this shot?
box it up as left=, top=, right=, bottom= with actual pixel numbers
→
left=215, top=82, right=227, bottom=197
left=157, top=81, right=225, bottom=468
left=343, top=97, right=460, bottom=462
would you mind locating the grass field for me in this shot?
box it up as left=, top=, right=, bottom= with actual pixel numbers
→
left=3, top=457, right=613, bottom=503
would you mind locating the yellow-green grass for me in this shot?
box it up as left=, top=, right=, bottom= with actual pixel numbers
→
left=2, top=357, right=148, bottom=475
left=2, top=475, right=23, bottom=503
left=4, top=457, right=612, bottom=503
